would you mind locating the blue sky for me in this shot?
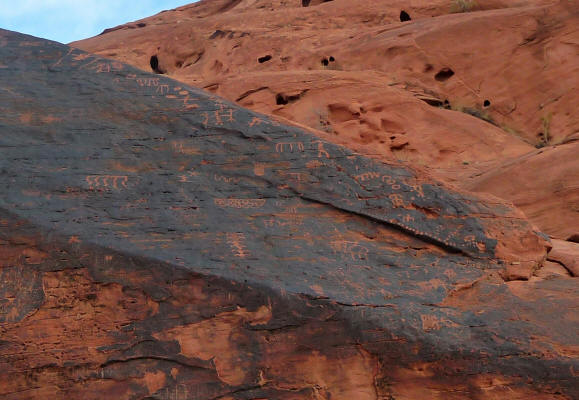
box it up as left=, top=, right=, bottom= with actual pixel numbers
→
left=0, top=1, right=195, bottom=44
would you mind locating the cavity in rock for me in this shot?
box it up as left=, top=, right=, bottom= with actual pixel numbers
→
left=435, top=68, right=454, bottom=81
left=258, top=55, right=272, bottom=63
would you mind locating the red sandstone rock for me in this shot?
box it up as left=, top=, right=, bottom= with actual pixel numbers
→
left=548, top=239, right=579, bottom=276
left=467, top=139, right=579, bottom=239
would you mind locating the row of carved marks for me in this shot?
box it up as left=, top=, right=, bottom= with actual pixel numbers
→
left=214, top=198, right=266, bottom=209
left=225, top=232, right=250, bottom=258
left=85, top=175, right=135, bottom=191
left=273, top=140, right=330, bottom=160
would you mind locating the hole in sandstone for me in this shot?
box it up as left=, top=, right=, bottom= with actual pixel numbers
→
left=276, top=94, right=289, bottom=105
left=424, top=64, right=433, bottom=72
left=275, top=91, right=306, bottom=106
left=435, top=68, right=454, bottom=81
left=400, top=10, right=411, bottom=22
left=321, top=58, right=329, bottom=66
left=329, top=56, right=335, bottom=62
left=258, top=55, right=272, bottom=63
left=210, top=30, right=223, bottom=39
left=136, top=23, right=146, bottom=28
left=421, top=98, right=445, bottom=107
left=302, top=0, right=311, bottom=6
left=483, top=99, right=491, bottom=107
left=149, top=55, right=163, bottom=74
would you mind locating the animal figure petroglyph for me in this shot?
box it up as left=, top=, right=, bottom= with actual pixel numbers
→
left=330, top=241, right=369, bottom=260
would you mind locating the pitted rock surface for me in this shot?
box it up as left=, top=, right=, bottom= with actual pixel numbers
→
left=0, top=30, right=576, bottom=400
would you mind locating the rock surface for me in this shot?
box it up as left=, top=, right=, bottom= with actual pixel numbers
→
left=466, top=137, right=579, bottom=239
left=1, top=29, right=577, bottom=399
left=547, top=239, right=579, bottom=277
left=73, top=0, right=579, bottom=236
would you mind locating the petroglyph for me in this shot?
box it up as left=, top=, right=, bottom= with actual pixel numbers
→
left=226, top=232, right=250, bottom=258
left=275, top=142, right=304, bottom=153
left=172, top=141, right=200, bottom=155
left=202, top=104, right=235, bottom=126
left=214, top=198, right=266, bottom=209
left=409, top=183, right=425, bottom=198
left=388, top=194, right=406, bottom=208
left=156, top=84, right=170, bottom=95
left=355, top=172, right=380, bottom=182
left=93, top=61, right=123, bottom=74
left=254, top=163, right=266, bottom=176
left=330, top=241, right=370, bottom=261
left=316, top=141, right=330, bottom=159
left=279, top=171, right=306, bottom=183
left=214, top=174, right=241, bottom=184
left=85, top=175, right=131, bottom=191
left=306, top=160, right=325, bottom=169
left=249, top=117, right=263, bottom=127
left=136, top=77, right=160, bottom=87
left=178, top=171, right=199, bottom=183
left=263, top=210, right=304, bottom=228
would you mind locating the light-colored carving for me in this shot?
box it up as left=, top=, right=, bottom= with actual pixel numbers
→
left=226, top=232, right=250, bottom=258
left=355, top=172, right=380, bottom=182
left=214, top=198, right=266, bottom=209
left=275, top=142, right=305, bottom=153
left=85, top=175, right=130, bottom=190
left=330, top=241, right=369, bottom=260
left=316, top=141, right=330, bottom=159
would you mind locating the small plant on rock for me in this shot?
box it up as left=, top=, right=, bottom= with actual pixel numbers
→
left=451, top=0, right=477, bottom=13
left=537, top=113, right=552, bottom=147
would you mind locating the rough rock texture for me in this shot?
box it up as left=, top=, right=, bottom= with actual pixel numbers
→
left=73, top=0, right=579, bottom=236
left=1, top=30, right=577, bottom=399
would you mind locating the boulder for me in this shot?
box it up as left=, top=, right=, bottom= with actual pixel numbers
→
left=0, top=29, right=576, bottom=400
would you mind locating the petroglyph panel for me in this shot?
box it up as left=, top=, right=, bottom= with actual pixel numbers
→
left=0, top=30, right=566, bottom=400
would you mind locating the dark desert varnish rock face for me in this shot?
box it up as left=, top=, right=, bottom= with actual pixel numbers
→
left=0, top=30, right=576, bottom=400
left=72, top=0, right=579, bottom=239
